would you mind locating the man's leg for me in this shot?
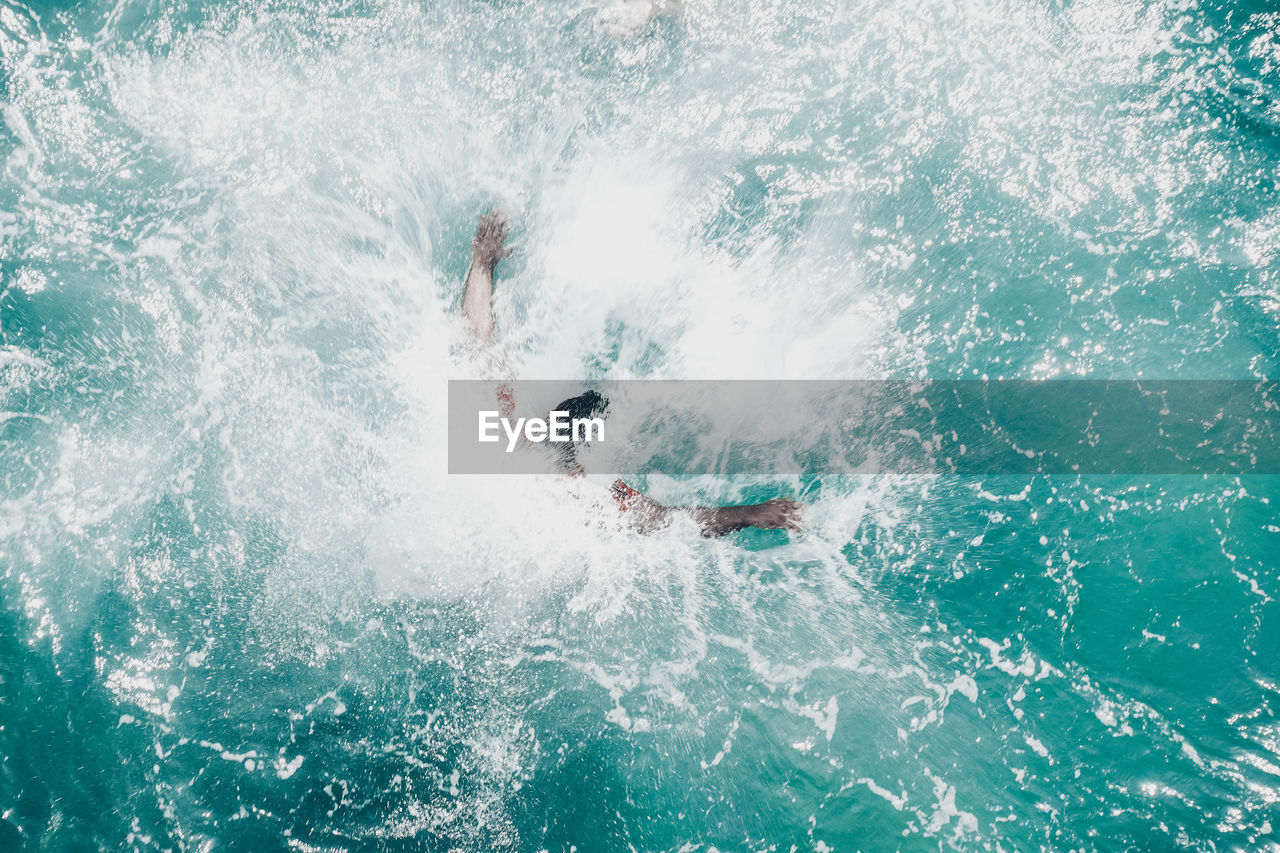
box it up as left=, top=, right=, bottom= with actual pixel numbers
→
left=462, top=210, right=512, bottom=346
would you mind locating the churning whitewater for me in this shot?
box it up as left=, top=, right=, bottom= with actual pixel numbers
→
left=2, top=0, right=1280, bottom=850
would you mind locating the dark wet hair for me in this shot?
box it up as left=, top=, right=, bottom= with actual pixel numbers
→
left=554, top=390, right=609, bottom=422
left=549, top=390, right=609, bottom=469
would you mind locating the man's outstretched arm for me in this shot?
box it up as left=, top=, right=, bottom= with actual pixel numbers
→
left=462, top=210, right=512, bottom=346
left=615, top=483, right=803, bottom=537
left=684, top=498, right=803, bottom=537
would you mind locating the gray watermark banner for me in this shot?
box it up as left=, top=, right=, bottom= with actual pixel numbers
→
left=447, top=380, right=1280, bottom=475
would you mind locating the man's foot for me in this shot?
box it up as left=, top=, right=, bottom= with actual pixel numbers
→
left=473, top=209, right=513, bottom=273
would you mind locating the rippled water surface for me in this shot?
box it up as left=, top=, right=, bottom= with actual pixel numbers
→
left=3, top=0, right=1280, bottom=849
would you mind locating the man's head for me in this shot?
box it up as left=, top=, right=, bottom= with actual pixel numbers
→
left=555, top=390, right=609, bottom=422
left=550, top=390, right=609, bottom=472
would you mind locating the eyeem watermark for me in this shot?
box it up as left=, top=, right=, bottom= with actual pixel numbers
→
left=450, top=380, right=1280, bottom=475
left=478, top=410, right=605, bottom=453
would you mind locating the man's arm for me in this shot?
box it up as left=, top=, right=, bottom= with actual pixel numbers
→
left=685, top=499, right=803, bottom=537
left=462, top=210, right=512, bottom=346
left=621, top=487, right=803, bottom=538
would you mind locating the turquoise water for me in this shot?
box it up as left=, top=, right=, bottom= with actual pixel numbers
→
left=3, top=0, right=1280, bottom=849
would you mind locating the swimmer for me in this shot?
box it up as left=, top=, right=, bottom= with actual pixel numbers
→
left=460, top=209, right=803, bottom=538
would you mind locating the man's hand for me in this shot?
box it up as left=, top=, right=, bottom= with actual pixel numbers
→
left=740, top=498, right=804, bottom=533
left=472, top=209, right=513, bottom=272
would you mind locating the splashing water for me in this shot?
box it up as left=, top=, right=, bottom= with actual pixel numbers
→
left=2, top=0, right=1279, bottom=849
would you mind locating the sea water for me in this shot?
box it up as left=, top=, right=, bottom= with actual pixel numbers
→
left=2, top=0, right=1279, bottom=849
